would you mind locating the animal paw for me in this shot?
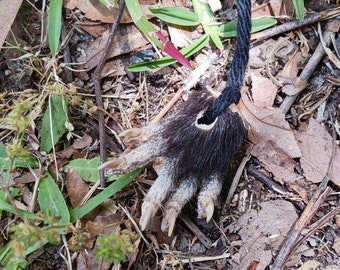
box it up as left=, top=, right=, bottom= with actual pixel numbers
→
left=102, top=91, right=247, bottom=235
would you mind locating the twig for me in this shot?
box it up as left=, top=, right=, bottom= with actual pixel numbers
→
left=179, top=214, right=212, bottom=249
left=224, top=145, right=252, bottom=207
left=271, top=187, right=332, bottom=270
left=119, top=204, right=150, bottom=246
left=92, top=0, right=125, bottom=187
left=279, top=29, right=332, bottom=114
left=247, top=165, right=290, bottom=196
left=293, top=205, right=340, bottom=252
left=271, top=115, right=337, bottom=269
left=150, top=87, right=184, bottom=124
left=251, top=6, right=340, bottom=43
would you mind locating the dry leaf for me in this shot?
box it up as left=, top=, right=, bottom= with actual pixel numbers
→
left=64, top=0, right=157, bottom=23
left=13, top=169, right=44, bottom=186
left=294, top=118, right=340, bottom=187
left=77, top=25, right=147, bottom=71
left=249, top=75, right=277, bottom=107
left=269, top=0, right=282, bottom=17
left=252, top=140, right=300, bottom=184
left=239, top=85, right=301, bottom=159
left=0, top=0, right=23, bottom=48
left=73, top=135, right=93, bottom=149
left=280, top=50, right=304, bottom=80
left=252, top=2, right=273, bottom=18
left=66, top=168, right=89, bottom=208
left=227, top=200, right=298, bottom=270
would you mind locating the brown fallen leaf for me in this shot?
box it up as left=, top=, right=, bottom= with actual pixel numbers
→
left=269, top=0, right=282, bottom=17
left=239, top=84, right=301, bottom=159
left=251, top=140, right=300, bottom=184
left=0, top=0, right=22, bottom=48
left=77, top=25, right=148, bottom=71
left=66, top=168, right=90, bottom=208
left=163, top=0, right=192, bottom=48
left=294, top=118, right=340, bottom=187
left=73, top=134, right=93, bottom=149
left=227, top=200, right=298, bottom=270
left=64, top=0, right=158, bottom=23
left=12, top=169, right=44, bottom=186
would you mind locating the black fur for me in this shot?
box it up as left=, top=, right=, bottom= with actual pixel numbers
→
left=162, top=91, right=247, bottom=184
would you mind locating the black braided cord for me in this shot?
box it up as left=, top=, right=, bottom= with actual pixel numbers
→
left=198, top=0, right=252, bottom=125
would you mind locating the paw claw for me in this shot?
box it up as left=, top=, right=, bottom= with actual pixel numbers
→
left=161, top=208, right=179, bottom=236
left=140, top=201, right=159, bottom=231
left=197, top=198, right=215, bottom=221
left=99, top=157, right=125, bottom=170
left=119, top=128, right=143, bottom=138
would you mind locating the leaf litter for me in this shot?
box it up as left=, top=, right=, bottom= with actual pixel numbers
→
left=0, top=0, right=339, bottom=269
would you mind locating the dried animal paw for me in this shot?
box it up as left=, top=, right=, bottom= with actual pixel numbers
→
left=101, top=91, right=247, bottom=236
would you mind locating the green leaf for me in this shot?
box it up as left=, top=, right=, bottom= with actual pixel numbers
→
left=70, top=168, right=141, bottom=222
left=64, top=157, right=101, bottom=182
left=128, top=34, right=209, bottom=72
left=40, top=95, right=68, bottom=153
left=125, top=0, right=161, bottom=47
left=0, top=144, right=38, bottom=170
left=192, top=0, right=222, bottom=49
left=251, top=18, right=277, bottom=33
left=293, top=0, right=304, bottom=21
left=219, top=18, right=277, bottom=38
left=38, top=173, right=70, bottom=226
left=48, top=0, right=63, bottom=55
left=0, top=195, right=40, bottom=220
left=149, top=7, right=199, bottom=26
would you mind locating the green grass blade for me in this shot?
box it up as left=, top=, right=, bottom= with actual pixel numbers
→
left=149, top=7, right=199, bottom=26
left=192, top=0, right=223, bottom=49
left=219, top=18, right=277, bottom=38
left=125, top=0, right=161, bottom=47
left=0, top=197, right=40, bottom=220
left=48, top=0, right=63, bottom=55
left=293, top=0, right=305, bottom=21
left=70, top=168, right=142, bottom=222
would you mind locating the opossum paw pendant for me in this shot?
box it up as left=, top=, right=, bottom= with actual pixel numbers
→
left=101, top=91, right=247, bottom=236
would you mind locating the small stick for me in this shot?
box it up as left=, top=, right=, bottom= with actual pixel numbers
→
left=179, top=214, right=212, bottom=249
left=251, top=6, right=340, bottom=43
left=92, top=0, right=125, bottom=187
left=150, top=87, right=184, bottom=124
left=271, top=187, right=332, bottom=270
left=271, top=117, right=337, bottom=269
left=225, top=145, right=252, bottom=207
left=279, top=30, right=332, bottom=114
left=247, top=165, right=289, bottom=195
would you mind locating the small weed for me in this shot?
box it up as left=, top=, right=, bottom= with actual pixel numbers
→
left=95, top=226, right=139, bottom=265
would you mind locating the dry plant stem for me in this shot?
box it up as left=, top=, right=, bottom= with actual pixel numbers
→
left=119, top=204, right=150, bottom=246
left=251, top=6, right=340, bottom=43
left=280, top=31, right=332, bottom=114
left=92, top=0, right=125, bottom=187
left=150, top=87, right=184, bottom=124
left=272, top=125, right=336, bottom=269
left=225, top=145, right=252, bottom=207
left=252, top=13, right=321, bottom=42
left=179, top=253, right=231, bottom=264
left=179, top=214, right=212, bottom=249
left=247, top=166, right=289, bottom=195
left=271, top=186, right=332, bottom=270
left=294, top=205, right=340, bottom=253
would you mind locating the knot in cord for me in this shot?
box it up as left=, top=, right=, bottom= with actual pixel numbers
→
left=198, top=0, right=251, bottom=125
